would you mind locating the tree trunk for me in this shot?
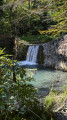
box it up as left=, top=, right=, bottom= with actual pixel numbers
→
left=29, top=0, right=31, bottom=9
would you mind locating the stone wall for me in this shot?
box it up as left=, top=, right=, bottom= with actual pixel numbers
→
left=43, top=35, right=67, bottom=71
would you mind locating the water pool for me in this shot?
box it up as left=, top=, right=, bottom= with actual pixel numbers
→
left=22, top=65, right=67, bottom=95
left=18, top=64, right=67, bottom=97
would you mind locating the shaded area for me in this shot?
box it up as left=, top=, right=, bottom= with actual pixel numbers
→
left=0, top=35, right=14, bottom=55
left=37, top=45, right=44, bottom=64
left=53, top=112, right=67, bottom=120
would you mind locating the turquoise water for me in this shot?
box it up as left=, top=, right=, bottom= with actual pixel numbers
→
left=17, top=64, right=67, bottom=97
left=25, top=65, right=67, bottom=97
left=24, top=65, right=67, bottom=90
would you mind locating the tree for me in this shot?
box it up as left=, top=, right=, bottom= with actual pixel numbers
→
left=44, top=0, right=67, bottom=36
left=0, top=0, right=67, bottom=38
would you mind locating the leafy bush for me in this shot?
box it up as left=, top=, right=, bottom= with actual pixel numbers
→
left=44, top=95, right=55, bottom=112
left=0, top=48, right=40, bottom=120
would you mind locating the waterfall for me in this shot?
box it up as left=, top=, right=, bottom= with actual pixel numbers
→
left=26, top=46, right=39, bottom=63
left=18, top=45, right=39, bottom=65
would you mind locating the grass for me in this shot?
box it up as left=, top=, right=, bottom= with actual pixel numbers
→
left=44, top=89, right=67, bottom=112
left=20, top=34, right=55, bottom=44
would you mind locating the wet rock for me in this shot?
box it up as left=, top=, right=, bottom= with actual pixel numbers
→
left=37, top=45, right=44, bottom=64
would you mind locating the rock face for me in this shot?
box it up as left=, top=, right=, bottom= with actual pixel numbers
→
left=14, top=37, right=28, bottom=60
left=43, top=35, right=67, bottom=71
left=14, top=35, right=67, bottom=71
left=37, top=45, right=44, bottom=64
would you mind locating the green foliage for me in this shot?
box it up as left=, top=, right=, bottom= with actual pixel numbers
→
left=0, top=0, right=67, bottom=40
left=0, top=49, right=37, bottom=119
left=20, top=34, right=55, bottom=44
left=51, top=115, right=54, bottom=120
left=0, top=48, right=48, bottom=120
left=46, top=0, right=67, bottom=36
left=44, top=95, right=55, bottom=112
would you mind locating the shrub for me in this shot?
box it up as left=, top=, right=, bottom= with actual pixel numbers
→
left=0, top=48, right=40, bottom=120
left=44, top=95, right=55, bottom=112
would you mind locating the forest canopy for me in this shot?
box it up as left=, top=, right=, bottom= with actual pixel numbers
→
left=0, top=0, right=67, bottom=40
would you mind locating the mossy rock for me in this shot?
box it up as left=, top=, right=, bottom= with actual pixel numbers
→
left=17, top=44, right=28, bottom=60
left=37, top=45, right=44, bottom=64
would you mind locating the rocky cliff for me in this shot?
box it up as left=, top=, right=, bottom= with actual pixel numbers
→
left=43, top=35, right=67, bottom=71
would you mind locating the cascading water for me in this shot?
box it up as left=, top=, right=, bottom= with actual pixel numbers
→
left=26, top=46, right=39, bottom=63
left=19, top=45, right=39, bottom=65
